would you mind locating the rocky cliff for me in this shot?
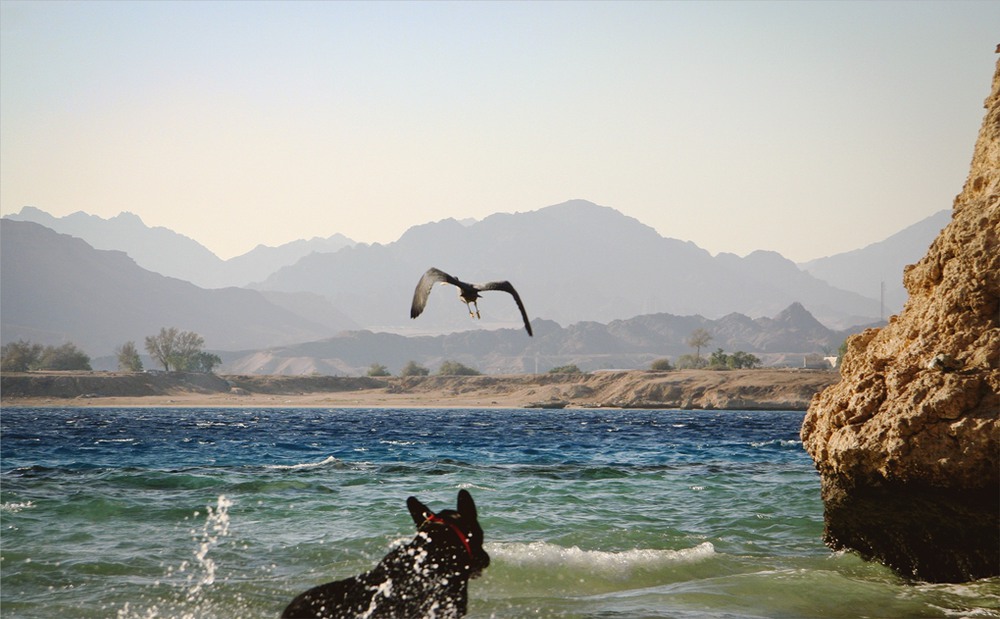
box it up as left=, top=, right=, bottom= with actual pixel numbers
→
left=800, top=56, right=1000, bottom=582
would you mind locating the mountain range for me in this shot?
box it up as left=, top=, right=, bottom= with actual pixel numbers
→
left=1, top=200, right=949, bottom=372
left=249, top=200, right=948, bottom=330
left=4, top=206, right=355, bottom=288
left=0, top=220, right=356, bottom=354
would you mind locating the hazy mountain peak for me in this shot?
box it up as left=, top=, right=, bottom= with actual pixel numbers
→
left=13, top=206, right=50, bottom=220
left=537, top=199, right=652, bottom=227
left=0, top=219, right=341, bottom=356
left=4, top=206, right=356, bottom=289
left=744, top=249, right=787, bottom=261
left=501, top=199, right=666, bottom=245
left=108, top=211, right=148, bottom=227
left=397, top=217, right=468, bottom=245
left=772, top=302, right=826, bottom=329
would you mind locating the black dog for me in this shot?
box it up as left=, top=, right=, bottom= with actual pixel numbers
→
left=282, top=490, right=490, bottom=619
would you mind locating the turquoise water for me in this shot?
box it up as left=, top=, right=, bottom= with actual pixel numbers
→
left=2, top=407, right=997, bottom=618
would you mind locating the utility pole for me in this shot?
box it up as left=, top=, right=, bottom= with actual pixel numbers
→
left=880, top=280, right=885, bottom=322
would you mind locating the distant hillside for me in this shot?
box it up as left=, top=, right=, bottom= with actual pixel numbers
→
left=0, top=220, right=355, bottom=356
left=798, top=209, right=950, bottom=313
left=224, top=301, right=870, bottom=376
left=1, top=369, right=838, bottom=411
left=4, top=207, right=354, bottom=288
left=254, top=200, right=880, bottom=329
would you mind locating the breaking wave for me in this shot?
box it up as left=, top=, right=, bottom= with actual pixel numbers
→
left=488, top=540, right=715, bottom=575
left=263, top=455, right=340, bottom=470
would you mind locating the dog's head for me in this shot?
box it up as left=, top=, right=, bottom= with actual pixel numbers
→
left=406, top=489, right=490, bottom=578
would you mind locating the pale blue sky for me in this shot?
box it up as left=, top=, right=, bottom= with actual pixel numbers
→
left=1, top=1, right=997, bottom=261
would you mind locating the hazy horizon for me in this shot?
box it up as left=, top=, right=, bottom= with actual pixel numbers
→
left=2, top=1, right=996, bottom=262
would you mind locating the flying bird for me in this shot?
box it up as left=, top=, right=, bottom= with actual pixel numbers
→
left=410, top=267, right=533, bottom=336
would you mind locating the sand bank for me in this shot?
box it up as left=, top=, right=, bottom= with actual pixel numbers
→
left=1, top=369, right=838, bottom=410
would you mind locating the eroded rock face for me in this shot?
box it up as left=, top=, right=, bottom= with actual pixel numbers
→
left=800, top=56, right=1000, bottom=582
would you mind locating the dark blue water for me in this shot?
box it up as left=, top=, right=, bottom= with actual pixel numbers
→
left=2, top=407, right=997, bottom=618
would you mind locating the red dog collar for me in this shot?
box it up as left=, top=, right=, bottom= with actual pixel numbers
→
left=422, top=513, right=474, bottom=559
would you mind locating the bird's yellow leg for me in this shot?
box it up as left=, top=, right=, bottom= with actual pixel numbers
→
left=472, top=301, right=481, bottom=319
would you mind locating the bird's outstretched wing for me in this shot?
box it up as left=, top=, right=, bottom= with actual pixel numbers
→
left=477, top=281, right=533, bottom=336
left=410, top=267, right=461, bottom=319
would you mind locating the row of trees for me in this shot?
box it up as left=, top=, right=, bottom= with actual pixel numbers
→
left=368, top=360, right=482, bottom=377
left=649, top=328, right=761, bottom=371
left=0, top=341, right=92, bottom=372
left=3, top=325, right=824, bottom=376
left=653, top=349, right=760, bottom=371
left=364, top=327, right=756, bottom=377
left=369, top=361, right=586, bottom=378
left=0, top=328, right=220, bottom=374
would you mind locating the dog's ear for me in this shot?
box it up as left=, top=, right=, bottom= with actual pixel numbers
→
left=456, top=489, right=478, bottom=522
left=407, top=496, right=433, bottom=527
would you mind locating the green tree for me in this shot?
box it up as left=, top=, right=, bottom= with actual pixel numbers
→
left=708, top=348, right=730, bottom=369
left=400, top=361, right=430, bottom=377
left=687, top=328, right=712, bottom=361
left=438, top=360, right=480, bottom=376
left=146, top=327, right=178, bottom=371
left=548, top=364, right=583, bottom=374
left=188, top=351, right=222, bottom=373
left=144, top=327, right=205, bottom=371
left=650, top=358, right=673, bottom=371
left=1, top=340, right=44, bottom=372
left=172, top=331, right=205, bottom=371
left=38, top=343, right=92, bottom=370
left=728, top=351, right=761, bottom=369
left=367, top=363, right=391, bottom=377
left=116, top=341, right=144, bottom=372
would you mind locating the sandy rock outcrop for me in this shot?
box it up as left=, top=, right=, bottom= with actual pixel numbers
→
left=801, top=56, right=1000, bottom=582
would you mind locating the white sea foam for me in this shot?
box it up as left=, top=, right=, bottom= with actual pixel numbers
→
left=750, top=439, right=802, bottom=448
left=457, top=481, right=496, bottom=492
left=911, top=581, right=1000, bottom=617
left=1, top=500, right=35, bottom=513
left=487, top=541, right=715, bottom=576
left=264, top=455, right=339, bottom=470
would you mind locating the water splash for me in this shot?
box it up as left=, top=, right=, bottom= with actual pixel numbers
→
left=187, top=495, right=233, bottom=600
left=116, top=495, right=234, bottom=619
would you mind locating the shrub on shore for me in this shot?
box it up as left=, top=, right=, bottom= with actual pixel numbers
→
left=400, top=361, right=430, bottom=377
left=650, top=358, right=673, bottom=371
left=438, top=360, right=481, bottom=376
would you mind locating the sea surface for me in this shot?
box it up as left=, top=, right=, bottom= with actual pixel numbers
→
left=2, top=407, right=997, bottom=619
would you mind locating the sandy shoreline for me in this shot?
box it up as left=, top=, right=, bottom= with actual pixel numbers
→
left=1, top=369, right=839, bottom=410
